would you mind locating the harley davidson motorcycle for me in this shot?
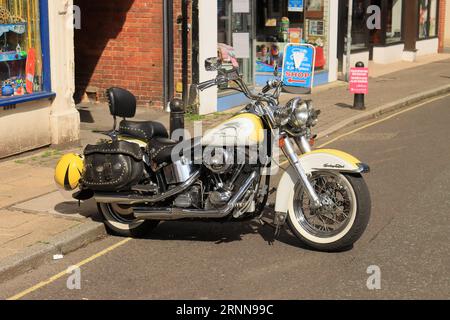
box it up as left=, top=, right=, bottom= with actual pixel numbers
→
left=55, top=58, right=371, bottom=251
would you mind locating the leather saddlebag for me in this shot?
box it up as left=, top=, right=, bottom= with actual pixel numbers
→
left=82, top=140, right=144, bottom=191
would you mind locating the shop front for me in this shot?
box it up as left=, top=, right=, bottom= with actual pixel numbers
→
left=337, top=0, right=440, bottom=70
left=197, top=0, right=338, bottom=113
left=0, top=0, right=78, bottom=158
left=253, top=0, right=330, bottom=87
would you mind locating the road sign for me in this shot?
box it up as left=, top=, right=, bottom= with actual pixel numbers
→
left=282, top=44, right=316, bottom=90
left=349, top=67, right=369, bottom=94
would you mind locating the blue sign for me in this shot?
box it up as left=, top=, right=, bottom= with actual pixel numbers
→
left=282, top=44, right=316, bottom=89
left=288, top=0, right=304, bottom=12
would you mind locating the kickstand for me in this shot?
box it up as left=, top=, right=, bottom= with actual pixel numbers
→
left=259, top=212, right=287, bottom=245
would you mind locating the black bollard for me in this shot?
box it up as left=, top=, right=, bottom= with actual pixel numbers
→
left=353, top=61, right=366, bottom=110
left=169, top=98, right=185, bottom=141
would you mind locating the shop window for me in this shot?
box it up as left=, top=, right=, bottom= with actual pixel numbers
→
left=351, top=0, right=369, bottom=50
left=419, top=0, right=438, bottom=39
left=0, top=0, right=43, bottom=100
left=255, top=0, right=308, bottom=73
left=385, top=0, right=403, bottom=44
left=428, top=0, right=437, bottom=37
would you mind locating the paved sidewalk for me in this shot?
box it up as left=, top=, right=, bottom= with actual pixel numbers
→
left=0, top=53, right=449, bottom=281
left=0, top=151, right=102, bottom=281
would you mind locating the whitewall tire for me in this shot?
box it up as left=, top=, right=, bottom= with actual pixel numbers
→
left=287, top=172, right=371, bottom=252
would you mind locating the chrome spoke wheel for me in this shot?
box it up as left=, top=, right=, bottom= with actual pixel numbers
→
left=107, top=203, right=136, bottom=224
left=98, top=202, right=159, bottom=237
left=293, top=172, right=355, bottom=238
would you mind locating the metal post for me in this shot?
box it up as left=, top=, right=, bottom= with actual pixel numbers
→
left=163, top=0, right=174, bottom=109
left=345, top=0, right=353, bottom=82
left=353, top=61, right=366, bottom=110
left=181, top=0, right=189, bottom=107
left=169, top=99, right=185, bottom=140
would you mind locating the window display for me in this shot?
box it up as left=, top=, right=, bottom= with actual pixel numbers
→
left=419, top=0, right=429, bottom=38
left=217, top=0, right=329, bottom=89
left=418, top=0, right=438, bottom=39
left=255, top=0, right=327, bottom=77
left=256, top=42, right=286, bottom=73
left=256, top=0, right=302, bottom=74
left=308, top=19, right=324, bottom=36
left=306, top=0, right=322, bottom=11
left=0, top=0, right=42, bottom=99
left=428, top=0, right=437, bottom=37
left=288, top=0, right=304, bottom=12
left=305, top=0, right=323, bottom=19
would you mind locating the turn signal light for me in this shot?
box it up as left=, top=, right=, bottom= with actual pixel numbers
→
left=278, top=137, right=286, bottom=149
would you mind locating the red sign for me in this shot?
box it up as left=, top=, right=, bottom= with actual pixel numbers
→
left=349, top=67, right=369, bottom=94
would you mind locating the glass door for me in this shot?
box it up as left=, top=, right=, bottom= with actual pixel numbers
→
left=218, top=0, right=255, bottom=85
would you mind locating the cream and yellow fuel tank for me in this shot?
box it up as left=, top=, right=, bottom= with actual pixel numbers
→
left=201, top=113, right=265, bottom=147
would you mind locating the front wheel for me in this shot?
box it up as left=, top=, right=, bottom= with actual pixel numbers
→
left=287, top=172, right=371, bottom=252
left=97, top=203, right=159, bottom=237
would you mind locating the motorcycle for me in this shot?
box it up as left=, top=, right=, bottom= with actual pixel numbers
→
left=55, top=57, right=371, bottom=252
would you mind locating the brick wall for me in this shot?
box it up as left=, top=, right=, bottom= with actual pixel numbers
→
left=438, top=0, right=446, bottom=52
left=74, top=0, right=192, bottom=108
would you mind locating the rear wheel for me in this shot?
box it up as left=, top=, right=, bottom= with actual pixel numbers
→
left=287, top=172, right=371, bottom=252
left=97, top=203, right=159, bottom=237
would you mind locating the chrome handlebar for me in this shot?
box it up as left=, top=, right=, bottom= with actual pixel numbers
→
left=197, top=70, right=283, bottom=127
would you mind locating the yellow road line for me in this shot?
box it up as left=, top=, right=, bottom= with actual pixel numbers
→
left=7, top=237, right=132, bottom=300
left=280, top=93, right=450, bottom=166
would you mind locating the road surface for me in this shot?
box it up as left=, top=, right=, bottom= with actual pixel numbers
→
left=1, top=94, right=449, bottom=300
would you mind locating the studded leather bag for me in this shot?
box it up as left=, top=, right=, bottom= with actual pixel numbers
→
left=82, top=140, right=144, bottom=191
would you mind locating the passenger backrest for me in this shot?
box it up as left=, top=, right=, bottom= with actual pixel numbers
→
left=106, top=87, right=137, bottom=119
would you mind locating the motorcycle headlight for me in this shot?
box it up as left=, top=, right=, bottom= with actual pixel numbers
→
left=289, top=101, right=309, bottom=128
left=276, top=98, right=319, bottom=130
left=282, top=97, right=310, bottom=129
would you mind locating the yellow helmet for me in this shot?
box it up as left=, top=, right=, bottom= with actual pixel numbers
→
left=54, top=153, right=84, bottom=191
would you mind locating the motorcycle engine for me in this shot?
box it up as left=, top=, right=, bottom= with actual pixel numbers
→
left=173, top=184, right=203, bottom=208
left=203, top=148, right=234, bottom=174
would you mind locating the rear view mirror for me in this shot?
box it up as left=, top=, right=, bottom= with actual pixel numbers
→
left=205, top=57, right=220, bottom=71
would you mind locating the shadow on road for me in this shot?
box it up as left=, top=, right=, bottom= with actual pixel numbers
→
left=53, top=199, right=103, bottom=222
left=139, top=218, right=325, bottom=252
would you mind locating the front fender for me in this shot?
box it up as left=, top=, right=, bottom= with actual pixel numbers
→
left=275, top=149, right=369, bottom=214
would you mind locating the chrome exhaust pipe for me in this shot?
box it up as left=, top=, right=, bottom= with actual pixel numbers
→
left=133, top=171, right=257, bottom=221
left=94, top=171, right=200, bottom=205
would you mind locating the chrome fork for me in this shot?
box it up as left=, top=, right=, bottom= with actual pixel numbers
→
left=294, top=136, right=312, bottom=154
left=281, top=136, right=322, bottom=208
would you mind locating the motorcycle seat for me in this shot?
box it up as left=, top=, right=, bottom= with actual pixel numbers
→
left=148, top=137, right=178, bottom=164
left=119, top=120, right=169, bottom=141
